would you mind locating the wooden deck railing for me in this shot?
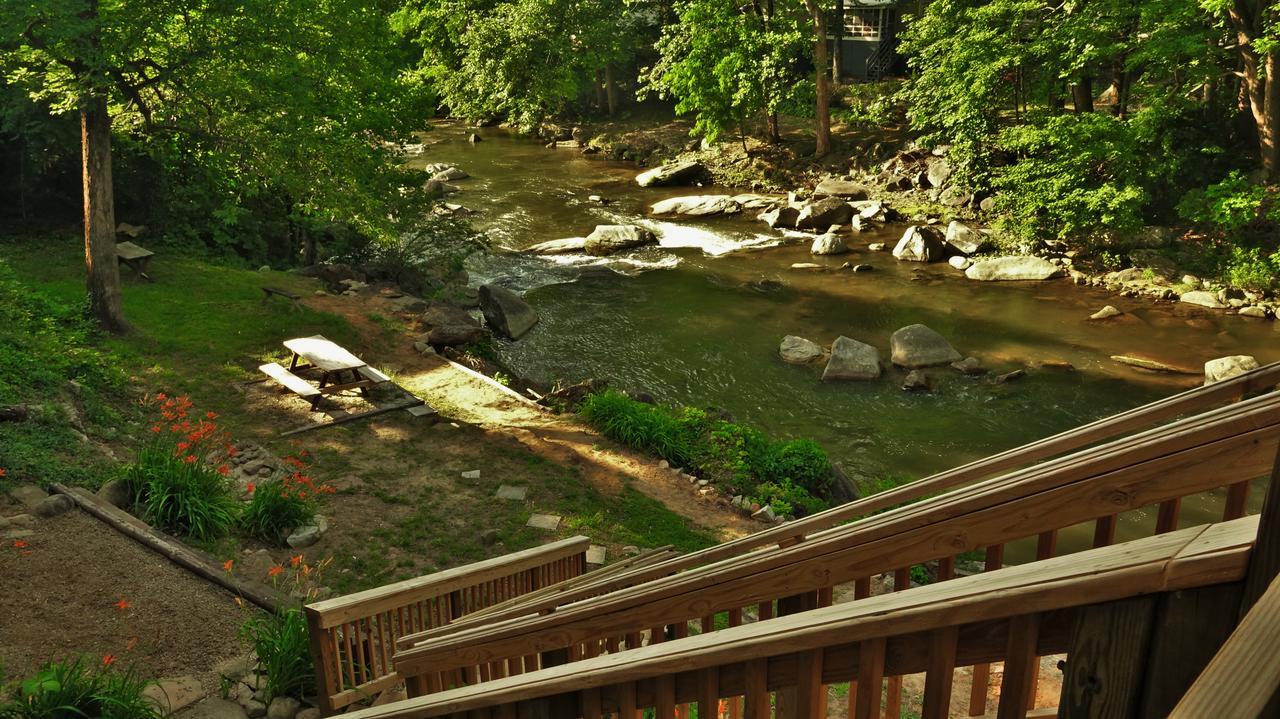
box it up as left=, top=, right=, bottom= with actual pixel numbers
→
left=342, top=517, right=1259, bottom=718
left=414, top=362, right=1280, bottom=643
left=391, top=385, right=1280, bottom=713
left=305, top=536, right=592, bottom=713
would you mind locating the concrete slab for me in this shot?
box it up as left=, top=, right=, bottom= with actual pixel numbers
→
left=526, top=513, right=561, bottom=531
left=586, top=544, right=606, bottom=565
left=495, top=485, right=527, bottom=501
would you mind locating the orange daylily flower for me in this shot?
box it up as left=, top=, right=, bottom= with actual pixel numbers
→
left=289, top=554, right=303, bottom=567
left=268, top=564, right=285, bottom=578
left=184, top=455, right=197, bottom=464
left=12, top=540, right=27, bottom=549
left=223, top=559, right=235, bottom=572
left=0, top=468, right=7, bottom=477
left=217, top=465, right=231, bottom=476
left=102, top=654, right=116, bottom=667
left=114, top=599, right=130, bottom=612
left=206, top=411, right=218, bottom=419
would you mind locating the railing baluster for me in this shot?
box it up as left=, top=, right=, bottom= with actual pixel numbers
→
left=885, top=568, right=911, bottom=718
left=996, top=614, right=1041, bottom=719
left=619, top=681, right=638, bottom=719
left=855, top=576, right=871, bottom=599
left=796, top=648, right=826, bottom=717
left=342, top=622, right=357, bottom=689
left=1225, top=480, right=1251, bottom=520
left=656, top=675, right=676, bottom=718
left=743, top=658, right=769, bottom=719
left=1093, top=514, right=1117, bottom=547
left=1036, top=530, right=1057, bottom=560
left=854, top=636, right=885, bottom=719
left=758, top=599, right=774, bottom=621
left=969, top=545, right=1005, bottom=716
left=922, top=627, right=959, bottom=719
left=938, top=556, right=955, bottom=581
left=579, top=687, right=602, bottom=718
left=699, top=667, right=720, bottom=719
left=1157, top=497, right=1182, bottom=534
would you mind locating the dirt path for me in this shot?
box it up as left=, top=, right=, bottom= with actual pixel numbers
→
left=303, top=293, right=757, bottom=539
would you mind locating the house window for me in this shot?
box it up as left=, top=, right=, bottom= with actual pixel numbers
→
left=844, top=8, right=888, bottom=40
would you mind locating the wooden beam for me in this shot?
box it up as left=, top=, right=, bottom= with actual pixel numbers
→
left=1241, top=438, right=1280, bottom=614
left=1060, top=596, right=1157, bottom=718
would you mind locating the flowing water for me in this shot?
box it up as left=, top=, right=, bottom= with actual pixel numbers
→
left=409, top=122, right=1279, bottom=555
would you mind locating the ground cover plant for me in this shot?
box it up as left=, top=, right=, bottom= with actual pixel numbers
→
left=0, top=657, right=164, bottom=719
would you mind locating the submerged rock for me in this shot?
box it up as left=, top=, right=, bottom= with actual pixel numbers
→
left=650, top=195, right=742, bottom=216
left=951, top=356, right=986, bottom=375
left=890, top=324, right=961, bottom=368
left=901, top=370, right=932, bottom=392
left=810, top=233, right=849, bottom=256
left=478, top=284, right=539, bottom=339
left=583, top=225, right=656, bottom=256
left=1089, top=305, right=1123, bottom=320
left=964, top=256, right=1065, bottom=281
left=635, top=160, right=703, bottom=187
left=526, top=237, right=587, bottom=254
left=822, top=336, right=881, bottom=381
left=893, top=226, right=947, bottom=263
left=1111, top=354, right=1198, bottom=374
left=780, top=336, right=824, bottom=364
left=1204, top=355, right=1260, bottom=385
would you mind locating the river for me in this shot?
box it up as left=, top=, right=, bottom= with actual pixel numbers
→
left=408, top=122, right=1278, bottom=555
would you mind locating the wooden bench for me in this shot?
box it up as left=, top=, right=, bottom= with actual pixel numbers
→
left=116, top=241, right=155, bottom=281
left=261, top=286, right=301, bottom=311
left=358, top=365, right=391, bottom=384
left=259, top=362, right=322, bottom=410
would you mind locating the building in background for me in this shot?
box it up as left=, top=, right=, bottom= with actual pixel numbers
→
left=831, top=0, right=901, bottom=81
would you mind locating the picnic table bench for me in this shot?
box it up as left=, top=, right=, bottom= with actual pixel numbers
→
left=258, top=335, right=389, bottom=411
left=116, top=241, right=155, bottom=281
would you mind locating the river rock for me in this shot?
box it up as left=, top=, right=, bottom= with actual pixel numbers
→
left=813, top=178, right=871, bottom=200
left=943, top=221, right=990, bottom=255
left=478, top=284, right=539, bottom=339
left=1180, top=290, right=1227, bottom=309
left=964, top=256, right=1065, bottom=281
left=732, top=194, right=778, bottom=209
left=1089, top=305, right=1123, bottom=320
left=1111, top=354, right=1198, bottom=374
left=583, top=225, right=656, bottom=256
left=650, top=195, right=742, bottom=216
left=890, top=324, right=961, bottom=368
left=939, top=186, right=972, bottom=207
left=795, top=197, right=854, bottom=231
left=892, top=226, right=947, bottom=263
left=1204, top=355, right=1260, bottom=385
left=948, top=256, right=972, bottom=271
left=821, top=337, right=881, bottom=381
left=868, top=243, right=886, bottom=252
left=758, top=205, right=800, bottom=229
left=635, top=160, right=703, bottom=187
left=1240, top=306, right=1269, bottom=318
left=425, top=324, right=488, bottom=347
left=779, top=336, right=824, bottom=364
left=526, top=238, right=587, bottom=254
left=926, top=158, right=952, bottom=188
left=810, top=233, right=848, bottom=256
left=951, top=356, right=986, bottom=375
left=901, top=370, right=932, bottom=392
left=430, top=167, right=468, bottom=182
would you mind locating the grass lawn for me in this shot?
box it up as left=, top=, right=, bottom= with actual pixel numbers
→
left=0, top=232, right=717, bottom=599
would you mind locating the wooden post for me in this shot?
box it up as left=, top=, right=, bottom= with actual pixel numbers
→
left=1060, top=596, right=1158, bottom=718
left=1241, top=440, right=1280, bottom=614
left=1137, top=583, right=1243, bottom=719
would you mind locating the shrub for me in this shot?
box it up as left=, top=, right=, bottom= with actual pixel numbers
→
left=579, top=390, right=699, bottom=468
left=1177, top=172, right=1280, bottom=241
left=753, top=479, right=827, bottom=518
left=239, top=456, right=335, bottom=544
left=119, top=395, right=239, bottom=540
left=1223, top=246, right=1280, bottom=291
left=0, top=657, right=163, bottom=719
left=239, top=609, right=315, bottom=701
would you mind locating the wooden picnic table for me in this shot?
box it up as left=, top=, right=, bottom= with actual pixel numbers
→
left=283, top=335, right=378, bottom=392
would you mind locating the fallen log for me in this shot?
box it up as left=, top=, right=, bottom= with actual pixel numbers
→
left=0, top=405, right=29, bottom=422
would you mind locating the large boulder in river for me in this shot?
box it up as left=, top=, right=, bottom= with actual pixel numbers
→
left=892, top=226, right=947, bottom=263
left=943, top=221, right=991, bottom=256
left=964, top=256, right=1065, bottom=281
left=759, top=206, right=800, bottom=229
left=1180, top=290, right=1227, bottom=309
left=779, top=335, right=823, bottom=364
left=635, top=160, right=703, bottom=187
left=890, top=324, right=961, bottom=368
left=526, top=237, right=587, bottom=254
left=813, top=178, right=871, bottom=200
left=430, top=166, right=469, bottom=182
left=478, top=285, right=539, bottom=339
left=583, top=225, right=657, bottom=256
left=650, top=195, right=742, bottom=217
left=795, top=197, right=854, bottom=230
left=822, top=336, right=882, bottom=381
left=1204, top=355, right=1260, bottom=385
left=810, top=233, right=848, bottom=256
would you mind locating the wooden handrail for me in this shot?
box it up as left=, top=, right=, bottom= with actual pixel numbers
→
left=305, top=536, right=590, bottom=714
left=390, top=390, right=1280, bottom=681
left=1170, top=570, right=1280, bottom=718
left=419, top=362, right=1280, bottom=640
left=347, top=518, right=1257, bottom=718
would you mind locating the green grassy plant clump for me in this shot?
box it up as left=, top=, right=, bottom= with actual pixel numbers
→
left=0, top=657, right=164, bottom=719
left=119, top=395, right=239, bottom=541
left=580, top=390, right=832, bottom=516
left=239, top=609, right=316, bottom=701
left=240, top=454, right=335, bottom=544
left=0, top=258, right=125, bottom=486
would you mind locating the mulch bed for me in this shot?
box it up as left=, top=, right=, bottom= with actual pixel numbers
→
left=0, top=508, right=249, bottom=685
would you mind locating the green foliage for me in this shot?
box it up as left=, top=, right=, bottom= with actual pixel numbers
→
left=0, top=658, right=163, bottom=719
left=1178, top=172, right=1280, bottom=239
left=580, top=391, right=833, bottom=516
left=121, top=441, right=239, bottom=541
left=341, top=215, right=482, bottom=296
left=992, top=112, right=1148, bottom=242
left=643, top=0, right=810, bottom=142
left=240, top=481, right=315, bottom=545
left=1223, top=246, right=1280, bottom=291
left=239, top=609, right=315, bottom=701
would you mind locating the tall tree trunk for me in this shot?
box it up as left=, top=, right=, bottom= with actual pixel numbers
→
left=605, top=64, right=618, bottom=116
left=831, top=0, right=844, bottom=83
left=766, top=112, right=781, bottom=143
left=1229, top=1, right=1279, bottom=180
left=81, top=95, right=128, bottom=334
left=806, top=0, right=832, bottom=157
left=1070, top=78, right=1095, bottom=113
left=595, top=69, right=606, bottom=111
